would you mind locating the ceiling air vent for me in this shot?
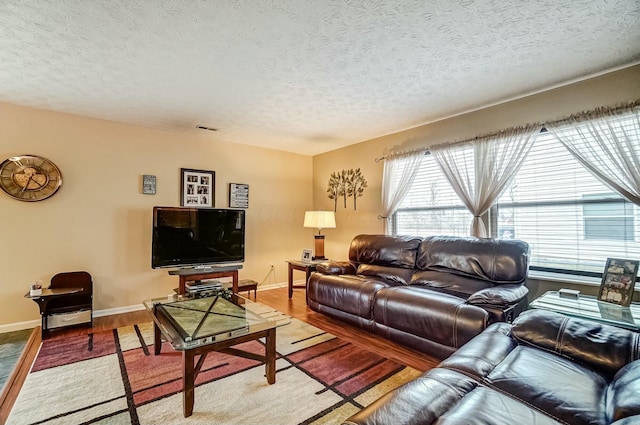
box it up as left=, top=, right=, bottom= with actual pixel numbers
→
left=196, top=125, right=218, bottom=132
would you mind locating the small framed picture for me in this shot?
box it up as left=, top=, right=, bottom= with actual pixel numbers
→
left=301, top=249, right=313, bottom=262
left=229, top=183, right=249, bottom=209
left=180, top=168, right=215, bottom=207
left=142, top=174, right=156, bottom=195
left=598, top=258, right=638, bottom=306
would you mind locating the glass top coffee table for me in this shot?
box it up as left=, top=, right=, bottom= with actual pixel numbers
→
left=144, top=292, right=283, bottom=417
left=530, top=290, right=639, bottom=331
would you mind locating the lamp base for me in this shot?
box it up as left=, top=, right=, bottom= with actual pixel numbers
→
left=313, top=235, right=326, bottom=260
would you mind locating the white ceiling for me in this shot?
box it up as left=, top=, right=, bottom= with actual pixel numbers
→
left=1, top=1, right=639, bottom=155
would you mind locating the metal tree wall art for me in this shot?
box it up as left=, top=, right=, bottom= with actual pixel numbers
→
left=326, top=168, right=368, bottom=211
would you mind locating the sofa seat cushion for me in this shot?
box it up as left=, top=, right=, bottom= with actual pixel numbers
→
left=307, top=273, right=391, bottom=320
left=357, top=264, right=412, bottom=286
left=435, top=386, right=564, bottom=425
left=372, top=286, right=489, bottom=351
left=410, top=270, right=492, bottom=298
left=607, top=360, right=640, bottom=422
left=486, top=346, right=608, bottom=425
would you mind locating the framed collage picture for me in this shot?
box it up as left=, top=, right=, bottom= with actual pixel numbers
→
left=180, top=168, right=214, bottom=207
left=598, top=258, right=639, bottom=307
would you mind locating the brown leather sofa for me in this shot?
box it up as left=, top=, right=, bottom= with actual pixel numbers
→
left=307, top=234, right=530, bottom=359
left=344, top=309, right=640, bottom=425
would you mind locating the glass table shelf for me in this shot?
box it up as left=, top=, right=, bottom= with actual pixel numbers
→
left=144, top=293, right=283, bottom=350
left=530, top=291, right=639, bottom=331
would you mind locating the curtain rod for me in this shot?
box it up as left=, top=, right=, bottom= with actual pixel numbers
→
left=375, top=99, right=640, bottom=162
left=374, top=149, right=429, bottom=163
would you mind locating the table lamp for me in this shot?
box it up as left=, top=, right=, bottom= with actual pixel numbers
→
left=303, top=211, right=336, bottom=260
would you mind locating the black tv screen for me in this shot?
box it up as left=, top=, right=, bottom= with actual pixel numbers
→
left=152, top=207, right=245, bottom=269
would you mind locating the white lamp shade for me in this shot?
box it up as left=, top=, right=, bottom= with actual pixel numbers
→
left=303, top=211, right=336, bottom=229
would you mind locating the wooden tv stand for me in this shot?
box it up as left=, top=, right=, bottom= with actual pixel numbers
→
left=169, top=267, right=241, bottom=295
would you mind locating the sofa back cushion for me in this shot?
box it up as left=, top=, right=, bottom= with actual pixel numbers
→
left=512, top=310, right=640, bottom=377
left=410, top=270, right=493, bottom=298
left=349, top=234, right=422, bottom=269
left=416, top=236, right=529, bottom=284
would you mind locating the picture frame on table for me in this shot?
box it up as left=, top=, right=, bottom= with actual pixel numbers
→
left=180, top=168, right=215, bottom=207
left=597, top=258, right=638, bottom=307
left=301, top=249, right=313, bottom=262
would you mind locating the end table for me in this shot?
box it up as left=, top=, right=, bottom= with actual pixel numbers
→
left=25, top=287, right=85, bottom=339
left=530, top=290, right=640, bottom=331
left=286, top=260, right=321, bottom=299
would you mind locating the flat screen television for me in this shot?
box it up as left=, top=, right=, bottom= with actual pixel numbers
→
left=152, top=207, right=245, bottom=269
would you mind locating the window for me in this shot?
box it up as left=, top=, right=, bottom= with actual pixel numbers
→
left=394, top=130, right=640, bottom=276
left=393, top=153, right=472, bottom=236
left=582, top=193, right=635, bottom=241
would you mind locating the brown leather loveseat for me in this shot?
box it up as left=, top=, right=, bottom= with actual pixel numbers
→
left=344, top=309, right=640, bottom=425
left=307, top=234, right=530, bottom=359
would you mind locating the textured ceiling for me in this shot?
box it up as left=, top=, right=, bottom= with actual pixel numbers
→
left=1, top=1, right=639, bottom=155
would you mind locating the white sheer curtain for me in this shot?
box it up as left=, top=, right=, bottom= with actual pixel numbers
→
left=430, top=125, right=542, bottom=237
left=381, top=150, right=424, bottom=234
left=546, top=104, right=640, bottom=205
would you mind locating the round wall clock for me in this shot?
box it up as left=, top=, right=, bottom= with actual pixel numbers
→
left=0, top=154, right=63, bottom=202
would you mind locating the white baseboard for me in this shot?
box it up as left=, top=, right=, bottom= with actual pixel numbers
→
left=1, top=281, right=298, bottom=333
left=0, top=319, right=41, bottom=333
left=257, top=281, right=290, bottom=291
left=0, top=304, right=146, bottom=333
left=92, top=304, right=145, bottom=318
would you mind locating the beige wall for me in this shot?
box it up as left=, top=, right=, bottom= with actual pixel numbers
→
left=0, top=103, right=312, bottom=327
left=3, top=65, right=639, bottom=327
left=313, top=65, right=640, bottom=271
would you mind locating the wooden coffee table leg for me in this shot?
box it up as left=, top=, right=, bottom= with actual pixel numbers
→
left=265, top=327, right=276, bottom=384
left=183, top=350, right=195, bottom=417
left=153, top=323, right=162, bottom=355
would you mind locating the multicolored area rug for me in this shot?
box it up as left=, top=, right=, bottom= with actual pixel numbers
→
left=7, top=311, right=421, bottom=425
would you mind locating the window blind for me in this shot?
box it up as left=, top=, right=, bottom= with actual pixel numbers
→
left=394, top=111, right=640, bottom=276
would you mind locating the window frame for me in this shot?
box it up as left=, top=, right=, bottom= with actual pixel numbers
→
left=392, top=129, right=640, bottom=280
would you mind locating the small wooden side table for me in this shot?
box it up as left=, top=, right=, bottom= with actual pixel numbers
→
left=24, top=287, right=84, bottom=339
left=286, top=260, right=320, bottom=299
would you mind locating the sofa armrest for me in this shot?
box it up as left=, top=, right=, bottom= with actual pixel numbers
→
left=466, top=284, right=528, bottom=307
left=344, top=368, right=478, bottom=425
left=316, top=260, right=357, bottom=275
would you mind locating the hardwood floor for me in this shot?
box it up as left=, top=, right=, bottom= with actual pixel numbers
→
left=0, top=286, right=438, bottom=423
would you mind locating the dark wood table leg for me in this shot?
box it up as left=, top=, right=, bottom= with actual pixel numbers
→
left=153, top=323, right=162, bottom=355
left=41, top=315, right=46, bottom=340
left=183, top=350, right=195, bottom=417
left=288, top=263, right=294, bottom=298
left=232, top=270, right=238, bottom=293
left=179, top=276, right=187, bottom=296
left=265, top=327, right=276, bottom=384
left=305, top=268, right=312, bottom=305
